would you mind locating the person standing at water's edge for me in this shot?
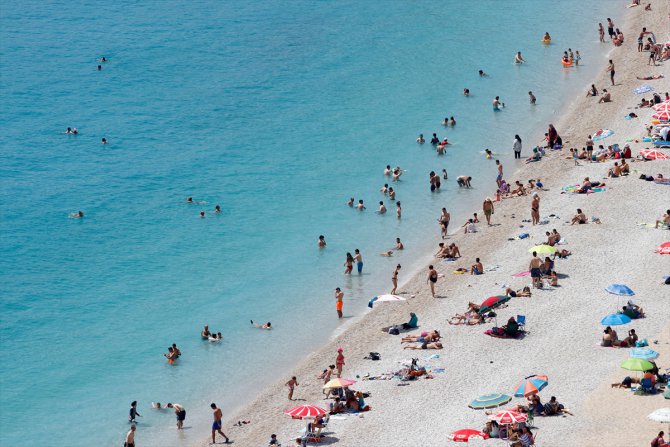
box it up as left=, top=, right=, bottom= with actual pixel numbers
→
left=344, top=252, right=353, bottom=274
left=335, top=287, right=344, bottom=318
left=495, top=160, right=503, bottom=187
left=354, top=249, right=363, bottom=274
left=129, top=401, right=141, bottom=423
left=391, top=264, right=401, bottom=294
left=285, top=376, right=298, bottom=400
left=607, top=59, right=615, bottom=85
left=124, top=425, right=136, bottom=447
left=513, top=135, right=522, bottom=159
left=210, top=403, right=229, bottom=444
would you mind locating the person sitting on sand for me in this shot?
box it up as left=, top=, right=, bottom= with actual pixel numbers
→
left=598, top=89, right=612, bottom=103
left=329, top=397, right=346, bottom=415
left=619, top=158, right=630, bottom=174
left=403, top=341, right=443, bottom=350
left=498, top=180, right=510, bottom=195
left=542, top=396, right=574, bottom=416
left=656, top=209, right=670, bottom=228
left=624, top=300, right=645, bottom=318
left=464, top=219, right=477, bottom=234
left=525, top=148, right=541, bottom=164
left=586, top=84, right=599, bottom=97
left=251, top=320, right=272, bottom=329
left=503, top=317, right=520, bottom=336
left=540, top=257, right=554, bottom=275
left=470, top=258, right=483, bottom=275
left=549, top=270, right=558, bottom=287
left=511, top=181, right=527, bottom=196
left=608, top=162, right=622, bottom=178
left=435, top=242, right=450, bottom=258
left=448, top=243, right=462, bottom=258
left=571, top=208, right=587, bottom=225
left=505, top=287, right=531, bottom=298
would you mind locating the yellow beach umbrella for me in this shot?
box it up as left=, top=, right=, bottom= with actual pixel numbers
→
left=323, top=378, right=356, bottom=389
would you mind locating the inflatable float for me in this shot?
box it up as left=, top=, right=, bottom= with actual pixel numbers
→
left=561, top=59, right=572, bottom=67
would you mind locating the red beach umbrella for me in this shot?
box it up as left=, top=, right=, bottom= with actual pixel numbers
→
left=652, top=111, right=670, bottom=121
left=652, top=101, right=670, bottom=112
left=284, top=405, right=327, bottom=419
left=488, top=410, right=528, bottom=425
left=448, top=429, right=490, bottom=442
left=656, top=242, right=670, bottom=255
left=640, top=149, right=669, bottom=160
left=479, top=295, right=511, bottom=314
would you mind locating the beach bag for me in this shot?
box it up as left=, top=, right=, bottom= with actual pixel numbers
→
left=368, top=352, right=381, bottom=361
left=518, top=233, right=529, bottom=239
left=635, top=339, right=648, bottom=347
left=639, top=174, right=647, bottom=180
left=388, top=326, right=400, bottom=335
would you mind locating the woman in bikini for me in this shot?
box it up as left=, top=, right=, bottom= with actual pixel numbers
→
left=344, top=252, right=354, bottom=274
left=391, top=264, right=401, bottom=294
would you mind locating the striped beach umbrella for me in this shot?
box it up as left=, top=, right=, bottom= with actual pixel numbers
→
left=652, top=111, right=670, bottom=121
left=448, top=429, right=490, bottom=442
left=514, top=375, right=549, bottom=397
left=601, top=313, right=631, bottom=326
left=640, top=149, right=669, bottom=160
left=648, top=408, right=670, bottom=432
left=621, top=358, right=654, bottom=372
left=488, top=410, right=528, bottom=425
left=284, top=405, right=327, bottom=419
left=630, top=347, right=660, bottom=360
left=468, top=393, right=512, bottom=409
left=653, top=101, right=670, bottom=112
left=605, top=284, right=635, bottom=296
left=323, top=378, right=356, bottom=389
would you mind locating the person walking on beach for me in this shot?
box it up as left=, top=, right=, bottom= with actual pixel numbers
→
left=124, top=425, right=136, bottom=447
left=210, top=403, right=229, bottom=444
left=495, top=160, right=503, bottom=187
left=513, top=135, right=522, bottom=159
left=427, top=265, right=438, bottom=297
left=353, top=249, right=363, bottom=274
left=335, top=348, right=345, bottom=377
left=586, top=135, right=594, bottom=161
left=439, top=208, right=451, bottom=238
left=129, top=401, right=141, bottom=424
left=335, top=287, right=344, bottom=318
left=166, top=403, right=186, bottom=429
left=531, top=193, right=540, bottom=225
left=529, top=251, right=543, bottom=288
left=606, top=18, right=615, bottom=39
left=391, top=264, right=401, bottom=294
left=344, top=253, right=353, bottom=274
left=598, top=23, right=605, bottom=42
left=483, top=198, right=494, bottom=225
left=607, top=59, right=615, bottom=85
left=285, top=376, right=299, bottom=400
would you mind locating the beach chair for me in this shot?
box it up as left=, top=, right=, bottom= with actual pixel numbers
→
left=517, top=315, right=526, bottom=331
left=639, top=378, right=657, bottom=394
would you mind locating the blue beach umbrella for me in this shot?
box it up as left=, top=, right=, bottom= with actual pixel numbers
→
left=600, top=313, right=631, bottom=326
left=468, top=393, right=512, bottom=410
left=630, top=347, right=660, bottom=360
left=514, top=375, right=549, bottom=397
left=605, top=284, right=635, bottom=296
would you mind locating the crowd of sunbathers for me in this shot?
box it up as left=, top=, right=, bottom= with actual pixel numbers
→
left=498, top=178, right=545, bottom=199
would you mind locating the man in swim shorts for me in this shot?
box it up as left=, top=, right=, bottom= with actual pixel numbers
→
left=354, top=249, right=363, bottom=274
left=167, top=403, right=186, bottom=429
left=124, top=425, right=136, bottom=447
left=335, top=287, right=344, bottom=318
left=210, top=403, right=229, bottom=444
left=529, top=251, right=543, bottom=288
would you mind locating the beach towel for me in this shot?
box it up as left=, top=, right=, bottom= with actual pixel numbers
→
left=592, top=129, right=614, bottom=141
left=512, top=271, right=531, bottom=277
left=653, top=140, right=670, bottom=147
left=633, top=85, right=653, bottom=94
left=485, top=264, right=501, bottom=272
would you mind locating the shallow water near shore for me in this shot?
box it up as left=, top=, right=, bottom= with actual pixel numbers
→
left=0, top=1, right=620, bottom=445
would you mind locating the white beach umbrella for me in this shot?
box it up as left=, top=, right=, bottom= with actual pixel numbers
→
left=648, top=408, right=670, bottom=432
left=368, top=294, right=406, bottom=308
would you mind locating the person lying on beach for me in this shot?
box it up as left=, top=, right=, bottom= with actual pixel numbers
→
left=656, top=209, right=670, bottom=228
left=622, top=302, right=645, bottom=318
left=639, top=97, right=652, bottom=107
left=449, top=312, right=492, bottom=325
left=506, top=287, right=531, bottom=298
left=611, top=376, right=639, bottom=388
left=251, top=320, right=272, bottom=329
left=401, top=330, right=441, bottom=343
left=403, top=341, right=443, bottom=350
left=571, top=209, right=587, bottom=225
left=598, top=89, right=612, bottom=103
left=637, top=74, right=665, bottom=80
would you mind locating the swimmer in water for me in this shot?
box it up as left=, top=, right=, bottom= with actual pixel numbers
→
left=442, top=117, right=449, bottom=126
left=528, top=91, right=536, bottom=104
left=356, top=199, right=366, bottom=210
left=493, top=96, right=502, bottom=110
left=100, top=56, right=108, bottom=62
left=388, top=187, right=396, bottom=200
left=97, top=65, right=102, bottom=71
left=514, top=51, right=525, bottom=64
left=201, top=325, right=211, bottom=339
left=392, top=168, right=402, bottom=182
left=442, top=169, right=448, bottom=180
left=396, top=238, right=404, bottom=250
left=251, top=320, right=272, bottom=330
left=479, top=70, right=487, bottom=76
left=463, top=88, right=470, bottom=96
left=450, top=117, right=456, bottom=126
left=384, top=165, right=392, bottom=175
left=164, top=347, right=177, bottom=364
left=71, top=128, right=79, bottom=134
left=214, top=205, right=221, bottom=213
left=378, top=201, right=387, bottom=214
left=484, top=149, right=493, bottom=159
left=380, top=251, right=393, bottom=257
left=380, top=184, right=388, bottom=194
left=396, top=201, right=401, bottom=219
left=347, top=197, right=354, bottom=207
left=543, top=32, right=551, bottom=42
left=430, top=133, right=439, bottom=145
left=318, top=235, right=326, bottom=248
left=208, top=332, right=222, bottom=342
left=70, top=211, right=85, bottom=218
left=199, top=211, right=205, bottom=218
left=101, top=138, right=107, bottom=144
left=187, top=197, right=194, bottom=203
left=416, top=134, right=425, bottom=144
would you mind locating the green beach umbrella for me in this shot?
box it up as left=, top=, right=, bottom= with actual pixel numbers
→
left=528, top=245, right=557, bottom=255
left=468, top=393, right=512, bottom=409
left=620, top=358, right=654, bottom=372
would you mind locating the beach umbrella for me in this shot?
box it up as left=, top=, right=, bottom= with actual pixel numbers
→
left=652, top=111, right=670, bottom=121
left=284, top=405, right=327, bottom=419
left=528, top=244, right=557, bottom=255
left=478, top=295, right=510, bottom=314
left=630, top=347, right=660, bottom=360
left=468, top=393, right=512, bottom=409
left=488, top=410, right=528, bottom=425
left=592, top=129, right=614, bottom=141
left=448, top=429, right=490, bottom=442
left=640, top=149, right=669, bottom=160
left=323, top=378, right=356, bottom=389
left=621, top=358, right=654, bottom=372
left=653, top=102, right=670, bottom=112
left=605, top=284, right=635, bottom=296
left=647, top=408, right=670, bottom=431
left=656, top=242, right=670, bottom=255
left=368, top=294, right=406, bottom=308
left=513, top=375, right=549, bottom=397
left=600, top=313, right=631, bottom=326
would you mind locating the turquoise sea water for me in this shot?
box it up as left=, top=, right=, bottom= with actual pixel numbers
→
left=0, top=1, right=621, bottom=445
